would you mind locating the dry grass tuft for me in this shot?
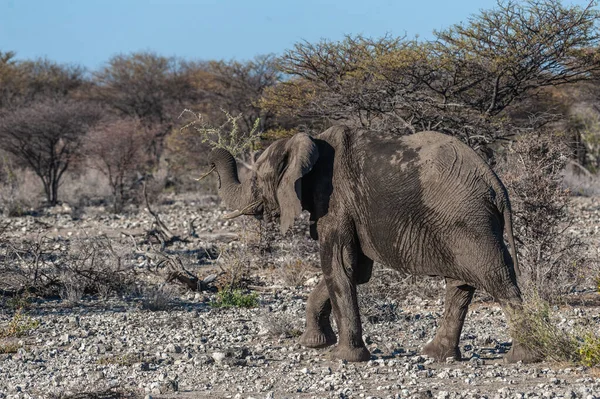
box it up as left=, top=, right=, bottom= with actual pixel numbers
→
left=511, top=298, right=600, bottom=366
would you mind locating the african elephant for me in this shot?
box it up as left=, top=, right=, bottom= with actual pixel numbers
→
left=205, top=125, right=539, bottom=363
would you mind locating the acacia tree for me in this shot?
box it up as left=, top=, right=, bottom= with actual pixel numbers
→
left=91, top=52, right=197, bottom=164
left=0, top=54, right=87, bottom=109
left=0, top=100, right=103, bottom=205
left=85, top=118, right=150, bottom=213
left=262, top=0, right=600, bottom=148
left=0, top=51, right=24, bottom=109
left=189, top=54, right=281, bottom=132
left=168, top=55, right=282, bottom=174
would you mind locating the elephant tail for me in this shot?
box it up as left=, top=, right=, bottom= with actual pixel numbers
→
left=502, top=204, right=521, bottom=279
left=488, top=168, right=521, bottom=279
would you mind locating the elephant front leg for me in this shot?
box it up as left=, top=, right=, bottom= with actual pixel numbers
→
left=422, top=278, right=475, bottom=361
left=321, top=240, right=370, bottom=362
left=299, top=279, right=337, bottom=348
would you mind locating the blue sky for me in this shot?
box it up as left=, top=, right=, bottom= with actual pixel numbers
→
left=0, top=0, right=595, bottom=70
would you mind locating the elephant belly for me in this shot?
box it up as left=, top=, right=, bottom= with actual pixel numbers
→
left=357, top=218, right=456, bottom=277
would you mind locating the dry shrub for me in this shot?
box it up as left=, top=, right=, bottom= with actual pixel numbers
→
left=274, top=257, right=316, bottom=287
left=511, top=298, right=600, bottom=366
left=359, top=267, right=444, bottom=324
left=0, top=161, right=42, bottom=216
left=214, top=244, right=253, bottom=290
left=85, top=118, right=152, bottom=213
left=561, top=162, right=600, bottom=197
left=510, top=299, right=580, bottom=363
left=258, top=312, right=303, bottom=338
left=499, top=133, right=589, bottom=301
left=59, top=168, right=113, bottom=210
left=0, top=234, right=137, bottom=299
left=137, top=284, right=176, bottom=311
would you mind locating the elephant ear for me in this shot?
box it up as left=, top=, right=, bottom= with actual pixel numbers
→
left=277, top=133, right=319, bottom=234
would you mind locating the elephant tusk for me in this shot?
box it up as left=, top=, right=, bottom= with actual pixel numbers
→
left=222, top=201, right=261, bottom=219
left=195, top=166, right=215, bottom=181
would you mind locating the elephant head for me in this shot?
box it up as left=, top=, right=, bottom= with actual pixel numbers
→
left=206, top=133, right=319, bottom=233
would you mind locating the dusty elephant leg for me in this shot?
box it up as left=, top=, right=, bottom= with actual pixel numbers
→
left=321, top=241, right=370, bottom=362
left=483, top=262, right=543, bottom=364
left=299, top=279, right=337, bottom=348
left=422, top=278, right=475, bottom=361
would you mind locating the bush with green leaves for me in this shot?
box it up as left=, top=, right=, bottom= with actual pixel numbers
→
left=179, top=109, right=261, bottom=157
left=0, top=308, right=40, bottom=339
left=212, top=287, right=259, bottom=308
left=578, top=333, right=600, bottom=367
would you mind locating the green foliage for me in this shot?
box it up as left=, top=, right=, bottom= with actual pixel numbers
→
left=212, top=287, right=259, bottom=308
left=578, top=332, right=600, bottom=367
left=0, top=308, right=40, bottom=339
left=180, top=109, right=262, bottom=157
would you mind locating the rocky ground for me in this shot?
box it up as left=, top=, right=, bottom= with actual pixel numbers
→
left=0, top=193, right=599, bottom=399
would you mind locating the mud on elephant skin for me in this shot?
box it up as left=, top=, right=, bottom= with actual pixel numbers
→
left=204, top=125, right=541, bottom=364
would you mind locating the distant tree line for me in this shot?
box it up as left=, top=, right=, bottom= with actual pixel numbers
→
left=1, top=0, right=600, bottom=209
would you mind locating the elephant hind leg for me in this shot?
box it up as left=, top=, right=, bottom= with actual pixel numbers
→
left=480, top=251, right=543, bottom=364
left=299, top=278, right=337, bottom=348
left=422, top=278, right=475, bottom=361
left=490, top=286, right=544, bottom=364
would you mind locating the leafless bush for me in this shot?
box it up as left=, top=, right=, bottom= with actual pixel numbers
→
left=0, top=162, right=41, bottom=216
left=0, top=99, right=104, bottom=205
left=359, top=267, right=445, bottom=324
left=85, top=118, right=152, bottom=213
left=0, top=234, right=137, bottom=298
left=274, top=257, right=316, bottom=287
left=214, top=243, right=254, bottom=290
left=499, top=133, right=589, bottom=301
left=137, top=284, right=177, bottom=311
left=562, top=162, right=600, bottom=197
left=59, top=168, right=113, bottom=210
left=258, top=311, right=303, bottom=338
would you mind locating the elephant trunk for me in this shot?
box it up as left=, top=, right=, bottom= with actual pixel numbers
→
left=208, top=148, right=257, bottom=213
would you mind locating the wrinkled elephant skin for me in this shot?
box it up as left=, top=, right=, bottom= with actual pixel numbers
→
left=206, top=126, right=540, bottom=364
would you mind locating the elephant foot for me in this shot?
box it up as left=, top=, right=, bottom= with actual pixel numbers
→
left=329, top=345, right=371, bottom=362
left=422, top=340, right=461, bottom=362
left=504, top=342, right=543, bottom=364
left=299, top=328, right=337, bottom=349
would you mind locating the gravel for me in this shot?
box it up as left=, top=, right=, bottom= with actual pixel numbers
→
left=0, top=193, right=599, bottom=398
left=1, top=292, right=600, bottom=398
